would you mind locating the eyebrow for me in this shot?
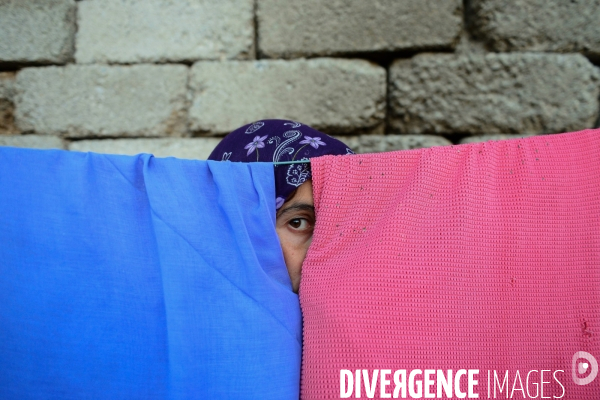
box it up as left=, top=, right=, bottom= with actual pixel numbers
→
left=277, top=203, right=315, bottom=218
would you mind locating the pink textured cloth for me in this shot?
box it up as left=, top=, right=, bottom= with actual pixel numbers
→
left=301, top=129, right=600, bottom=399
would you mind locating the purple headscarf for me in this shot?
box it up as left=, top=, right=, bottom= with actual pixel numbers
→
left=208, top=119, right=353, bottom=209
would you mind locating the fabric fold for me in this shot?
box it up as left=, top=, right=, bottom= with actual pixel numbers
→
left=0, top=148, right=301, bottom=399
left=302, top=129, right=600, bottom=399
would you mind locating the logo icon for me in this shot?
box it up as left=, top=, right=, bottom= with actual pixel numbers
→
left=572, top=351, right=598, bottom=385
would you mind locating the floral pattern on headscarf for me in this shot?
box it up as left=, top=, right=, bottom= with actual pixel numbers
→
left=208, top=119, right=353, bottom=209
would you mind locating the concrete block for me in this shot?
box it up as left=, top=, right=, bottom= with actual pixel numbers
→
left=356, top=134, right=452, bottom=153
left=76, top=0, right=254, bottom=63
left=189, top=59, right=386, bottom=135
left=0, top=72, right=18, bottom=135
left=459, top=133, right=538, bottom=144
left=0, top=72, right=16, bottom=101
left=257, top=0, right=462, bottom=58
left=69, top=138, right=221, bottom=160
left=0, top=135, right=64, bottom=150
left=0, top=0, right=76, bottom=64
left=15, top=65, right=188, bottom=138
left=334, top=134, right=452, bottom=153
left=469, top=0, right=600, bottom=57
left=389, top=53, right=600, bottom=135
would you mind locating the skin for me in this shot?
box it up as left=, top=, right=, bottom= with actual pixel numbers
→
left=275, top=180, right=314, bottom=293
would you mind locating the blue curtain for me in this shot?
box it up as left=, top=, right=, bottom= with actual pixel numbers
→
left=0, top=147, right=301, bottom=399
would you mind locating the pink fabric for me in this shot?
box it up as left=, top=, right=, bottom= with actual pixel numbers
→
left=301, top=129, right=600, bottom=399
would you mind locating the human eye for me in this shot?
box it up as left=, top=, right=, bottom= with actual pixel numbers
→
left=288, top=217, right=313, bottom=232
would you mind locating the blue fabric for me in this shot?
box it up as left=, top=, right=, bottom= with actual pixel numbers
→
left=0, top=147, right=301, bottom=399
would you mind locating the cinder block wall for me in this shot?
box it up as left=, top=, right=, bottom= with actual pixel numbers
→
left=1, top=0, right=599, bottom=158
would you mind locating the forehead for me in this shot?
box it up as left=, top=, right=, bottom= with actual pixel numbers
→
left=288, top=180, right=313, bottom=206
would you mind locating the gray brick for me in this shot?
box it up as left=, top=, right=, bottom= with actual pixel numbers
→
left=0, top=135, right=64, bottom=150
left=69, top=138, right=221, bottom=160
left=0, top=0, right=76, bottom=64
left=459, top=133, right=538, bottom=144
left=189, top=59, right=386, bottom=135
left=76, top=0, right=254, bottom=63
left=0, top=72, right=18, bottom=135
left=0, top=72, right=16, bottom=101
left=335, top=134, right=452, bottom=153
left=389, top=54, right=600, bottom=135
left=357, top=134, right=452, bottom=153
left=469, top=0, right=600, bottom=56
left=15, top=65, right=188, bottom=138
left=258, top=0, right=462, bottom=58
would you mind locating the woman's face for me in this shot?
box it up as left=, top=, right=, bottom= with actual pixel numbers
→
left=275, top=180, right=314, bottom=293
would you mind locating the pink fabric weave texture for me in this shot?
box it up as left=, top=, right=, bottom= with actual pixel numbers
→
left=302, top=129, right=600, bottom=399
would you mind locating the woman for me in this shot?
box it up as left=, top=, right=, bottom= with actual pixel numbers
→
left=208, top=119, right=353, bottom=293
